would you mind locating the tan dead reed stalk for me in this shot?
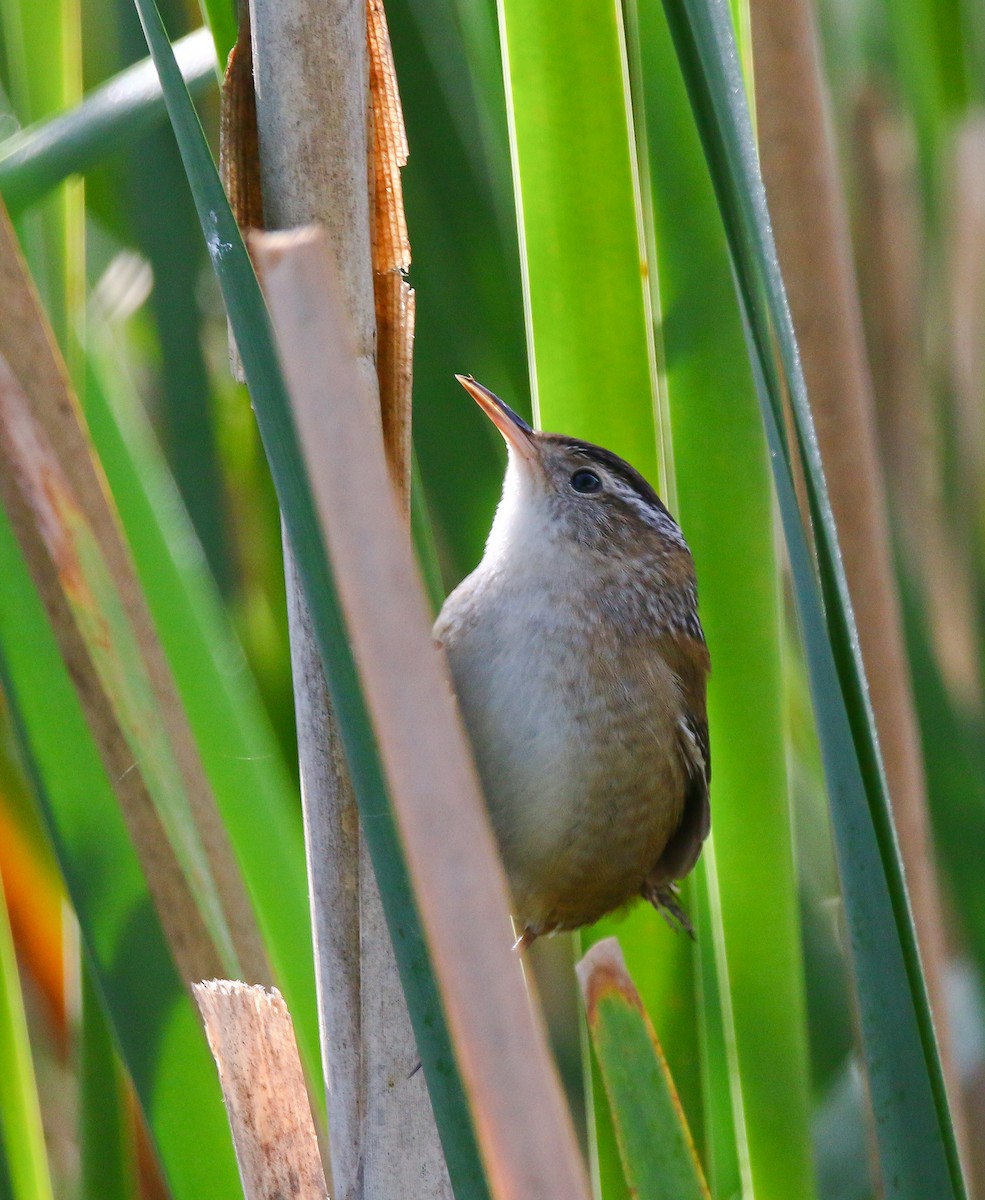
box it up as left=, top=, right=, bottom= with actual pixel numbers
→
left=853, top=96, right=981, bottom=713
left=239, top=0, right=440, bottom=1193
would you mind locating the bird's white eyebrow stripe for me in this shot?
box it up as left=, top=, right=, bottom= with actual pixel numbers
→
left=608, top=477, right=688, bottom=547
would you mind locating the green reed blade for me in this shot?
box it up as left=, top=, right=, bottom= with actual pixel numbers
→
left=0, top=29, right=216, bottom=214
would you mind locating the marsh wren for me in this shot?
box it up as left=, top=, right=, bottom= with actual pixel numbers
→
left=434, top=376, right=711, bottom=945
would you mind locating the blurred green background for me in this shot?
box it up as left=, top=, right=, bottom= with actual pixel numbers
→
left=0, top=0, right=984, bottom=1197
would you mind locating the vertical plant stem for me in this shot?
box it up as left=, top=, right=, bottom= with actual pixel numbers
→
left=247, top=0, right=448, bottom=1194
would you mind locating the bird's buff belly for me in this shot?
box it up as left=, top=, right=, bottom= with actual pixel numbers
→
left=439, top=573, right=689, bottom=937
left=462, top=670, right=685, bottom=936
left=501, top=761, right=684, bottom=936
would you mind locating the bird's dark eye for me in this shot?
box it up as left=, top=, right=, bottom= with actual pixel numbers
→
left=570, top=469, right=602, bottom=494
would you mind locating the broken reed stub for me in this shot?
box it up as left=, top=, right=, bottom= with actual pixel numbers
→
left=193, top=980, right=328, bottom=1200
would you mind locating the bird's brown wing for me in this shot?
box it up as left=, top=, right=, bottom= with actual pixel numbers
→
left=647, top=634, right=711, bottom=887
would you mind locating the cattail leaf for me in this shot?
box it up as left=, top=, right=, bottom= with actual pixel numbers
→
left=577, top=939, right=710, bottom=1200
left=627, top=1, right=815, bottom=1194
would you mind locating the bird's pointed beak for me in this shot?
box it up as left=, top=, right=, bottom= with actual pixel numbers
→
left=456, top=375, right=537, bottom=461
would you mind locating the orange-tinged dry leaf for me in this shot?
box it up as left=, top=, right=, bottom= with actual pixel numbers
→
left=368, top=0, right=414, bottom=513
left=0, top=801, right=65, bottom=1033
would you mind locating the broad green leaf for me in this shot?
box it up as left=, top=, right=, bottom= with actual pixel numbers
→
left=195, top=0, right=236, bottom=67
left=411, top=451, right=448, bottom=614
left=578, top=939, right=710, bottom=1200
left=495, top=3, right=676, bottom=1190
left=130, top=3, right=491, bottom=1194
left=497, top=0, right=660, bottom=476
left=659, top=0, right=965, bottom=1195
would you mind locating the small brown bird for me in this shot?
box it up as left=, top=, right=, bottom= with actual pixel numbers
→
left=434, top=376, right=711, bottom=946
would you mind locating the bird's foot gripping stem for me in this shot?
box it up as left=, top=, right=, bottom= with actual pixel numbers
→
left=512, top=927, right=537, bottom=956
left=645, top=883, right=696, bottom=940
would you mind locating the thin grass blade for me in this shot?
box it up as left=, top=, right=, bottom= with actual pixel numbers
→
left=689, top=857, right=742, bottom=1197
left=0, top=868, right=54, bottom=1200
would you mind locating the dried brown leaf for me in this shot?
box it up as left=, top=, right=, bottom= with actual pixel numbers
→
left=367, top=0, right=414, bottom=513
